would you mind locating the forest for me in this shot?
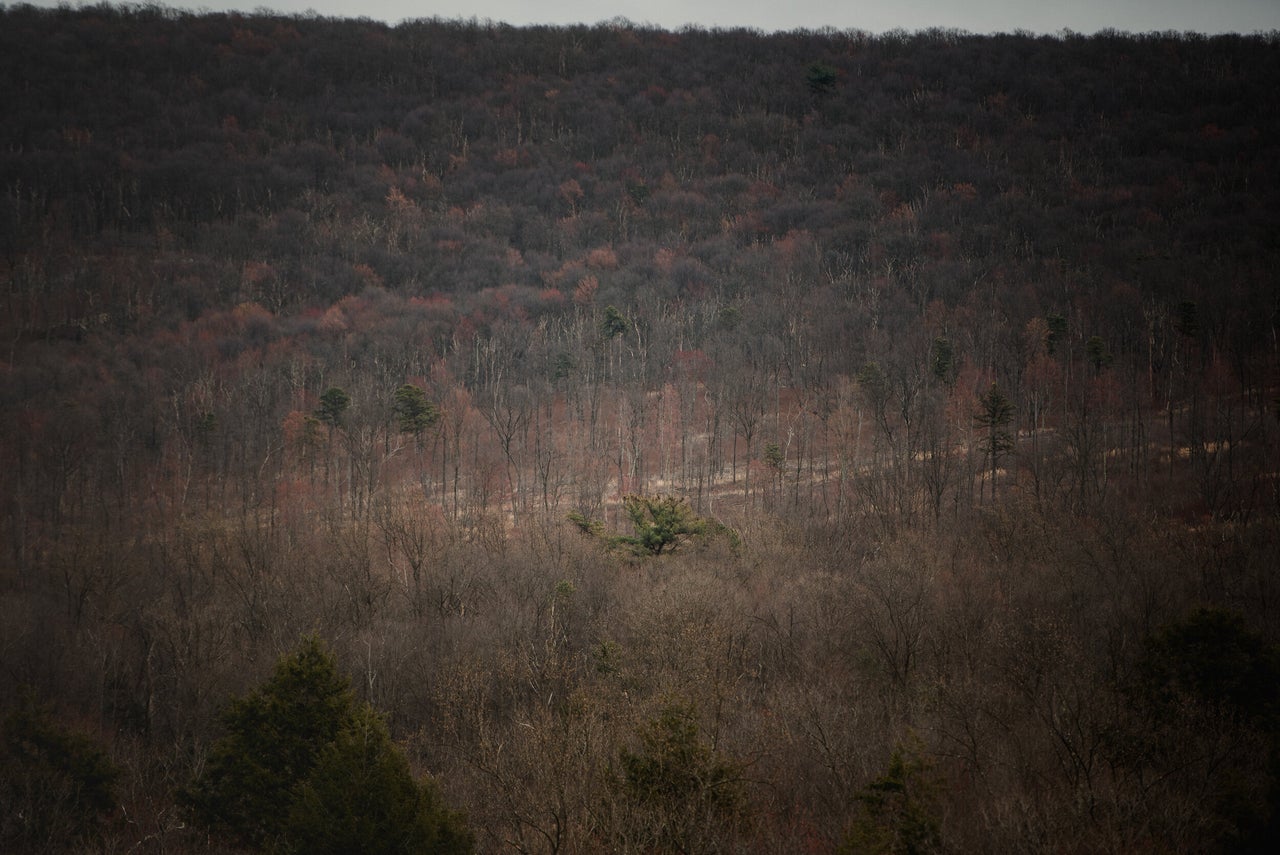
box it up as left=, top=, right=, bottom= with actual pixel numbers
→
left=2, top=2, right=1280, bottom=852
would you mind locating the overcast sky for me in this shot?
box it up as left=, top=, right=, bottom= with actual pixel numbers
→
left=19, top=0, right=1280, bottom=34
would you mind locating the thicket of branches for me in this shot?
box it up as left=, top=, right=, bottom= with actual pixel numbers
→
left=2, top=4, right=1279, bottom=852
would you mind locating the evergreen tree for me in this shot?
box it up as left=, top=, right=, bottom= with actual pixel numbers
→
left=183, top=636, right=359, bottom=849
left=570, top=494, right=732, bottom=556
left=287, top=706, right=473, bottom=855
left=1046, top=313, right=1069, bottom=356
left=615, top=495, right=706, bottom=556
left=930, top=337, right=955, bottom=386
left=314, top=387, right=351, bottom=485
left=1, top=693, right=120, bottom=853
left=1123, top=609, right=1280, bottom=851
left=616, top=703, right=745, bottom=853
left=975, top=383, right=1015, bottom=498
left=1085, top=335, right=1112, bottom=375
left=315, top=386, right=351, bottom=429
left=394, top=383, right=441, bottom=444
left=840, top=743, right=942, bottom=855
left=600, top=305, right=629, bottom=339
left=184, top=636, right=472, bottom=853
left=806, top=61, right=838, bottom=95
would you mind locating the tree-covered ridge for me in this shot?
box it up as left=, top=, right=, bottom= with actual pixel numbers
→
left=2, top=5, right=1277, bottom=324
left=2, top=4, right=1279, bottom=853
left=2, top=4, right=1276, bottom=529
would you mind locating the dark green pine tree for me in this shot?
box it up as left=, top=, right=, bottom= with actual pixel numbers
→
left=1127, top=609, right=1280, bottom=851
left=315, top=386, right=351, bottom=429
left=840, top=742, right=942, bottom=855
left=185, top=636, right=472, bottom=853
left=1046, top=313, right=1069, bottom=356
left=975, top=383, right=1015, bottom=499
left=1085, top=335, right=1111, bottom=375
left=805, top=61, right=838, bottom=96
left=600, top=305, right=629, bottom=339
left=394, top=383, right=441, bottom=446
left=287, top=705, right=473, bottom=855
left=617, top=495, right=707, bottom=556
left=183, top=636, right=360, bottom=850
left=616, top=703, right=745, bottom=853
left=1, top=692, right=120, bottom=853
left=313, top=387, right=351, bottom=486
left=930, top=337, right=955, bottom=387
left=570, top=495, right=738, bottom=556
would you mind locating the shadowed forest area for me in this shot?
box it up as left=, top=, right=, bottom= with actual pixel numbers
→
left=2, top=3, right=1280, bottom=852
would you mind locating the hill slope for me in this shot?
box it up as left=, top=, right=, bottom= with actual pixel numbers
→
left=2, top=6, right=1280, bottom=852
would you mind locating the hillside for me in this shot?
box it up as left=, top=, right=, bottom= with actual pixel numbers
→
left=2, top=4, right=1280, bottom=852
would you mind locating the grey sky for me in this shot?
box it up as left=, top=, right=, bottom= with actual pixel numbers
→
left=17, top=0, right=1280, bottom=33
